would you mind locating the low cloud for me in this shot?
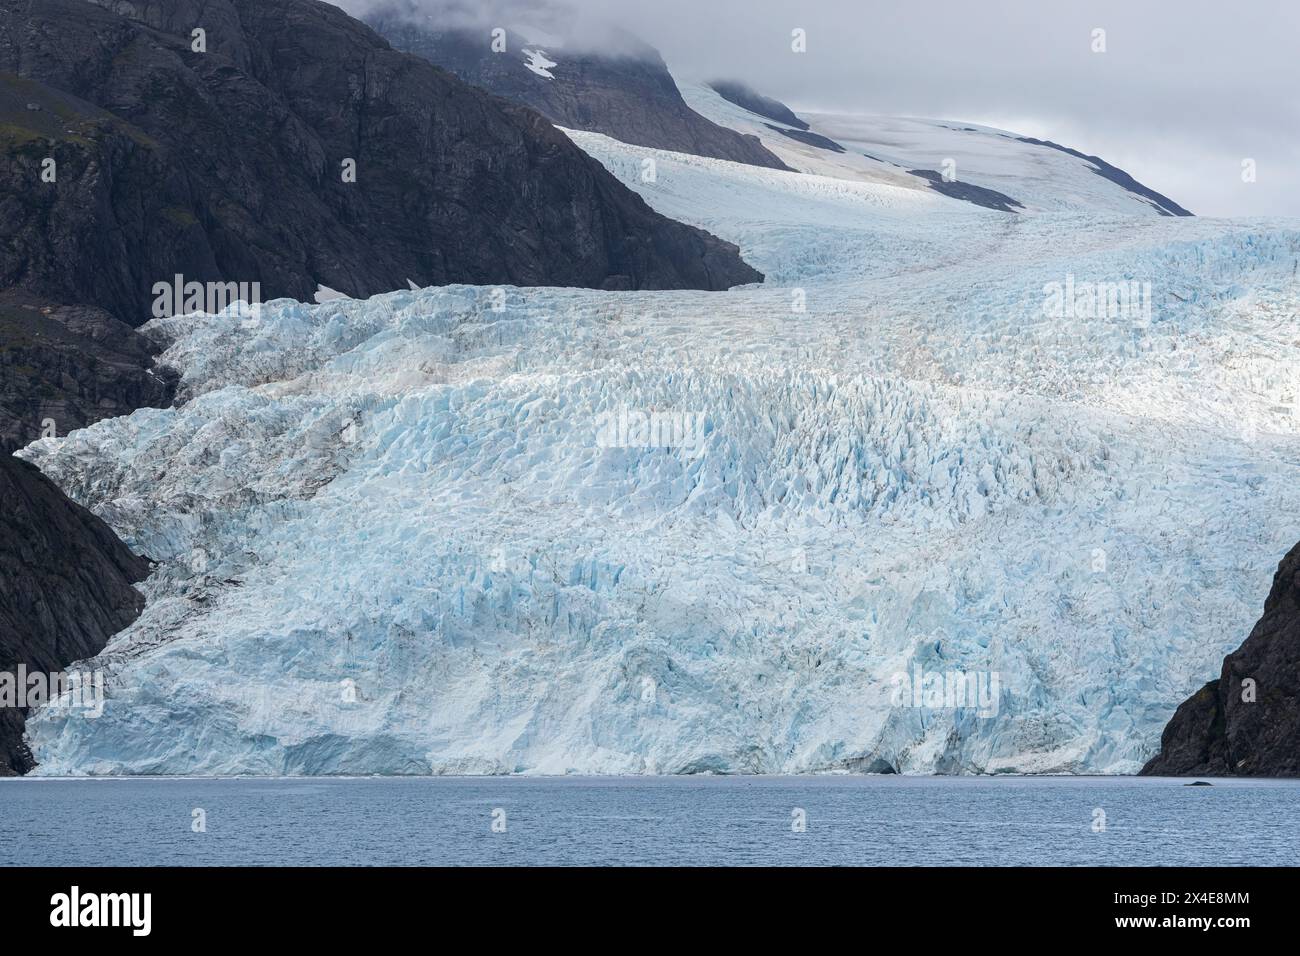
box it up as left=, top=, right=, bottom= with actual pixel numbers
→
left=334, top=0, right=1300, bottom=216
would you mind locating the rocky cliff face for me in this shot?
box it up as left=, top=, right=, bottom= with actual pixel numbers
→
left=0, top=0, right=760, bottom=328
left=0, top=288, right=169, bottom=773
left=369, top=10, right=792, bottom=171
left=0, top=291, right=175, bottom=452
left=0, top=455, right=151, bottom=775
left=708, top=80, right=810, bottom=131
left=1141, top=542, right=1300, bottom=776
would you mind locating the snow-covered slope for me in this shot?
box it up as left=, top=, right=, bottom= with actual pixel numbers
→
left=679, top=81, right=1192, bottom=217
left=19, top=124, right=1300, bottom=776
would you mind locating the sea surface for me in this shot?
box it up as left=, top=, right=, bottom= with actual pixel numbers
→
left=1, top=775, right=1296, bottom=866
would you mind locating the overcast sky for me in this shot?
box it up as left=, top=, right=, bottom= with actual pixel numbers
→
left=338, top=0, right=1300, bottom=217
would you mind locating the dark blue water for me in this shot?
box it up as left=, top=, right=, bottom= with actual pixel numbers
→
left=1, top=776, right=1295, bottom=866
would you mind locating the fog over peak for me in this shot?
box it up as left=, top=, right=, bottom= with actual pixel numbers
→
left=345, top=0, right=654, bottom=58
left=334, top=0, right=1299, bottom=217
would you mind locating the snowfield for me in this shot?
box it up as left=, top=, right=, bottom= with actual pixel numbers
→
left=678, top=80, right=1191, bottom=217
left=19, top=119, right=1300, bottom=775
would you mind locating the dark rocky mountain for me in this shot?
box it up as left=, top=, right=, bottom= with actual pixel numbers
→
left=766, top=124, right=847, bottom=154
left=708, top=80, right=809, bottom=131
left=1, top=290, right=175, bottom=452
left=0, top=0, right=760, bottom=330
left=908, top=170, right=1025, bottom=214
left=0, top=454, right=152, bottom=775
left=1142, top=542, right=1300, bottom=776
left=368, top=7, right=792, bottom=171
left=1, top=288, right=171, bottom=774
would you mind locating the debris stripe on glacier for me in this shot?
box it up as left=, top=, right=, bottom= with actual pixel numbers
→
left=18, top=132, right=1300, bottom=776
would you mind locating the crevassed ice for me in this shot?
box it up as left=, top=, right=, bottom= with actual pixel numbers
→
left=19, top=132, right=1300, bottom=775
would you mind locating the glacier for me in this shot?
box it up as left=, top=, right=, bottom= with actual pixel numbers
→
left=17, top=124, right=1300, bottom=776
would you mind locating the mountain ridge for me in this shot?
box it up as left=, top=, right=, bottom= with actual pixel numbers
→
left=0, top=0, right=761, bottom=328
left=367, top=7, right=793, bottom=172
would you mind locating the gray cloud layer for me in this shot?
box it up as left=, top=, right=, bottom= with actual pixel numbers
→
left=337, top=0, right=1300, bottom=217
